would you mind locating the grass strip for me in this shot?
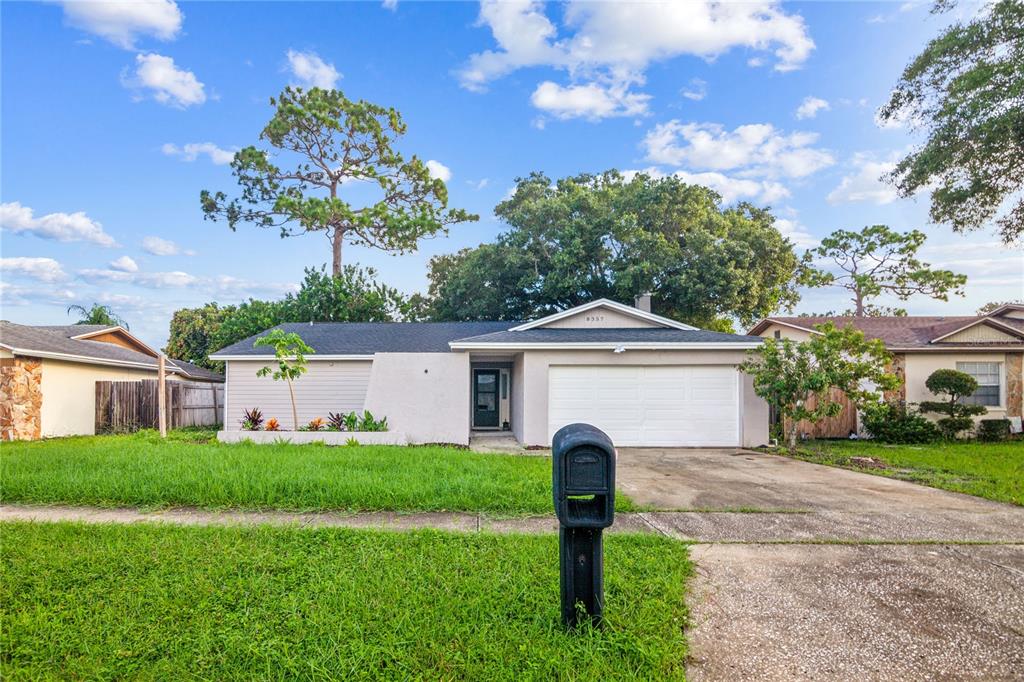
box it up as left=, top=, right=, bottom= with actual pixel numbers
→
left=0, top=431, right=636, bottom=515
left=782, top=440, right=1023, bottom=506
left=1, top=521, right=689, bottom=680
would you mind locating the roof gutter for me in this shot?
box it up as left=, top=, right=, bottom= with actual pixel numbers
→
left=1, top=346, right=176, bottom=371
left=209, top=353, right=374, bottom=361
left=448, top=341, right=763, bottom=351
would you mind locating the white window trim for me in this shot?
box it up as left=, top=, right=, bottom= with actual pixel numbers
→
left=956, top=361, right=1005, bottom=409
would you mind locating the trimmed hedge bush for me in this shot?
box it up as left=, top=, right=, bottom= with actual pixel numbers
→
left=978, top=419, right=1011, bottom=442
left=861, top=401, right=940, bottom=444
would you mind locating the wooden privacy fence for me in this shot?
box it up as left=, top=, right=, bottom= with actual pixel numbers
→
left=95, top=380, right=224, bottom=433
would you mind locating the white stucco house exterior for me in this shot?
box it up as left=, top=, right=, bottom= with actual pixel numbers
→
left=212, top=299, right=770, bottom=448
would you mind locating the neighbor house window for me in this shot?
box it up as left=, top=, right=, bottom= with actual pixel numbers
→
left=956, top=362, right=1002, bottom=406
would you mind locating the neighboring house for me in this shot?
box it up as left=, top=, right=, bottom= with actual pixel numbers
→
left=0, top=321, right=223, bottom=440
left=211, top=298, right=769, bottom=447
left=749, top=304, right=1024, bottom=437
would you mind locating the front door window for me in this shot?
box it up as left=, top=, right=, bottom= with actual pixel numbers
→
left=474, top=370, right=500, bottom=428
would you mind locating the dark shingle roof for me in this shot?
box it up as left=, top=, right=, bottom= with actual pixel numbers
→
left=452, top=328, right=763, bottom=345
left=0, top=321, right=163, bottom=368
left=1, top=321, right=224, bottom=380
left=759, top=316, right=1024, bottom=348
left=166, top=358, right=224, bottom=382
left=210, top=322, right=522, bottom=356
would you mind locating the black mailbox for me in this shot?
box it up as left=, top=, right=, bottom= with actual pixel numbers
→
left=551, top=423, right=616, bottom=628
left=552, top=423, right=616, bottom=528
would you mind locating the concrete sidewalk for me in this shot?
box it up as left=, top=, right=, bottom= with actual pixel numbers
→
left=4, top=504, right=1024, bottom=543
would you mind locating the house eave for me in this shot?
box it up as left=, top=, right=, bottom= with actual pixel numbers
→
left=0, top=346, right=174, bottom=371
left=928, top=317, right=1024, bottom=343
left=210, top=353, right=375, bottom=361
left=448, top=341, right=763, bottom=351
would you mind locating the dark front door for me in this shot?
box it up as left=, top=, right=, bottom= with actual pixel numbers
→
left=473, top=369, right=500, bottom=428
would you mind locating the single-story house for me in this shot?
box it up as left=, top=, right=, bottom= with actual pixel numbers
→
left=0, top=321, right=223, bottom=440
left=748, top=304, right=1024, bottom=437
left=211, top=298, right=769, bottom=447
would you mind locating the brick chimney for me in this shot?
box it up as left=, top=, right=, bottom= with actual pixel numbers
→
left=634, top=293, right=652, bottom=313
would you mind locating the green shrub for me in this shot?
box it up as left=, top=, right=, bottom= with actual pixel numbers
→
left=978, top=419, right=1011, bottom=442
left=919, top=368, right=987, bottom=439
left=861, top=401, right=939, bottom=444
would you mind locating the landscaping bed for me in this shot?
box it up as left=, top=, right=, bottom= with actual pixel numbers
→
left=0, top=522, right=690, bottom=680
left=786, top=439, right=1024, bottom=506
left=0, top=431, right=636, bottom=515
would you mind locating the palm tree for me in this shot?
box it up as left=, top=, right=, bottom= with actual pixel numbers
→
left=67, top=303, right=129, bottom=329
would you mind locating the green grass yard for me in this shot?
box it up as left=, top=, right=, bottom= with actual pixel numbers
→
left=0, top=431, right=637, bottom=515
left=0, top=522, right=690, bottom=680
left=789, top=439, right=1024, bottom=506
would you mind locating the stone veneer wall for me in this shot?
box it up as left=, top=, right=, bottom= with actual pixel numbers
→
left=0, top=356, right=42, bottom=441
left=1007, top=352, right=1023, bottom=418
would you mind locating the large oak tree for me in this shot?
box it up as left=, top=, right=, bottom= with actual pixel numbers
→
left=425, top=171, right=801, bottom=330
left=880, top=0, right=1024, bottom=243
left=201, top=87, right=476, bottom=275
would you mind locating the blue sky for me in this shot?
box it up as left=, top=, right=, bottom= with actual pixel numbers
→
left=2, top=0, right=1021, bottom=348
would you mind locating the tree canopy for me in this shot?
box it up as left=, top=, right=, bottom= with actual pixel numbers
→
left=799, top=225, right=967, bottom=316
left=424, top=171, right=801, bottom=330
left=164, top=265, right=410, bottom=369
left=201, top=86, right=477, bottom=275
left=879, top=0, right=1024, bottom=243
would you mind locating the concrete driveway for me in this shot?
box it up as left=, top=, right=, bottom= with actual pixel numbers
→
left=615, top=448, right=1024, bottom=681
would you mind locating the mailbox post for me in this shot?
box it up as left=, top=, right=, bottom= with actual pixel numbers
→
left=552, top=423, right=616, bottom=628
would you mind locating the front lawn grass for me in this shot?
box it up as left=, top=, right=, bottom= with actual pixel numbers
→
left=0, top=522, right=690, bottom=680
left=0, top=431, right=637, bottom=515
left=789, top=439, right=1024, bottom=506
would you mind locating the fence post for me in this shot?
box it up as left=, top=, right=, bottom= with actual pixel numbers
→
left=158, top=355, right=167, bottom=437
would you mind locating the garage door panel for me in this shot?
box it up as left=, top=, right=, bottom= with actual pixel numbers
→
left=548, top=365, right=738, bottom=446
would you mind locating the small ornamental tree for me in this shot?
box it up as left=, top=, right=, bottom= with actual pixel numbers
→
left=254, top=329, right=314, bottom=431
left=741, top=323, right=900, bottom=451
left=919, top=368, right=987, bottom=438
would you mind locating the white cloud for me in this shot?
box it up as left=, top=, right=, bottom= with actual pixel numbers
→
left=681, top=78, right=707, bottom=101
left=458, top=0, right=814, bottom=114
left=0, top=201, right=117, bottom=247
left=382, top=0, right=398, bottom=10
left=795, top=95, right=829, bottom=119
left=161, top=142, right=235, bottom=165
left=0, top=281, right=77, bottom=307
left=141, top=235, right=194, bottom=256
left=530, top=80, right=650, bottom=120
left=61, top=0, right=182, bottom=49
left=826, top=153, right=899, bottom=205
left=78, top=268, right=199, bottom=288
left=622, top=167, right=789, bottom=205
left=0, top=257, right=67, bottom=282
left=642, top=121, right=835, bottom=179
left=286, top=49, right=341, bottom=89
left=108, top=255, right=139, bottom=273
left=425, top=160, right=452, bottom=183
left=773, top=216, right=818, bottom=248
left=468, top=178, right=490, bottom=190
left=123, top=53, right=206, bottom=108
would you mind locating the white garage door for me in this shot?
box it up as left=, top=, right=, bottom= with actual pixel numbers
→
left=548, top=365, right=740, bottom=446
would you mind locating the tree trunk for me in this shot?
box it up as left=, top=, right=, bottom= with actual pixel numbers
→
left=332, top=229, right=343, bottom=278
left=854, top=290, right=864, bottom=317
left=787, top=421, right=799, bottom=452
left=287, top=377, right=299, bottom=431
